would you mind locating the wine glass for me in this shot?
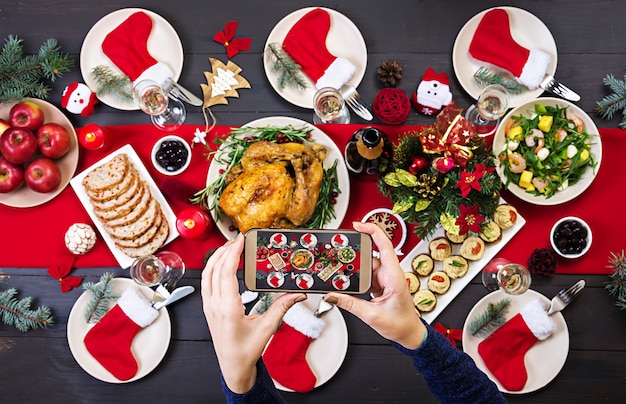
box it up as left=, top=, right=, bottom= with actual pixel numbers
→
left=481, top=258, right=531, bottom=295
left=313, top=87, right=350, bottom=124
left=133, top=79, right=186, bottom=131
left=130, top=251, right=185, bottom=293
left=464, top=84, right=509, bottom=142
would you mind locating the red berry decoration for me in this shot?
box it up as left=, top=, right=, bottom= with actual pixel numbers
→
left=372, top=88, right=411, bottom=125
left=408, top=156, right=427, bottom=174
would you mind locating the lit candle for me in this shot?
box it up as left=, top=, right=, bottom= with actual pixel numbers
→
left=78, top=123, right=107, bottom=150
left=176, top=207, right=212, bottom=239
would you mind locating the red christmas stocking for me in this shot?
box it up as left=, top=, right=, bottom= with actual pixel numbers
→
left=469, top=8, right=550, bottom=89
left=282, top=7, right=355, bottom=89
left=477, top=298, right=556, bottom=391
left=84, top=286, right=158, bottom=381
left=262, top=302, right=325, bottom=392
left=101, top=11, right=173, bottom=86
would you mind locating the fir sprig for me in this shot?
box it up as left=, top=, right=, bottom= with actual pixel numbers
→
left=83, top=273, right=119, bottom=324
left=595, top=74, right=626, bottom=129
left=605, top=250, right=626, bottom=310
left=468, top=298, right=511, bottom=338
left=90, top=65, right=133, bottom=102
left=0, top=288, right=53, bottom=332
left=265, top=42, right=309, bottom=90
left=473, top=67, right=527, bottom=95
left=0, top=35, right=73, bottom=103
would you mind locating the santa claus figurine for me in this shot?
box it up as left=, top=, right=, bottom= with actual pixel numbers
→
left=412, top=68, right=453, bottom=116
left=61, top=82, right=99, bottom=116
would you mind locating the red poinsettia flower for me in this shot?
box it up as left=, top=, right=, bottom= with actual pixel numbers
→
left=213, top=21, right=252, bottom=59
left=455, top=204, right=485, bottom=235
left=455, top=163, right=493, bottom=198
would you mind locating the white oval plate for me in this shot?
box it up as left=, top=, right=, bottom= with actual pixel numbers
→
left=250, top=293, right=348, bottom=391
left=462, top=289, right=569, bottom=394
left=493, top=97, right=602, bottom=205
left=67, top=278, right=171, bottom=383
left=80, top=8, right=184, bottom=111
left=206, top=116, right=350, bottom=239
left=452, top=6, right=557, bottom=107
left=263, top=7, right=367, bottom=109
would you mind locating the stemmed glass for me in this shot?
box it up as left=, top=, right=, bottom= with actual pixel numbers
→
left=133, top=79, right=186, bottom=131
left=130, top=251, right=186, bottom=294
left=481, top=258, right=531, bottom=295
left=465, top=84, right=509, bottom=141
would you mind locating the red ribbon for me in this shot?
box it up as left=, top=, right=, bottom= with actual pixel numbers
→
left=434, top=322, right=462, bottom=348
left=47, top=255, right=83, bottom=293
left=213, top=21, right=252, bottom=59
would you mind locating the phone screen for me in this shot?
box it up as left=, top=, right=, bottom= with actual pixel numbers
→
left=244, top=229, right=372, bottom=294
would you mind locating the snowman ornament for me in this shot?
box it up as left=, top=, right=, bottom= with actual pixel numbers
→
left=412, top=67, right=453, bottom=116
left=61, top=82, right=99, bottom=116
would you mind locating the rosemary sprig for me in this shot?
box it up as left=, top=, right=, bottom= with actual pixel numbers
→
left=306, top=159, right=341, bottom=228
left=265, top=42, right=309, bottom=90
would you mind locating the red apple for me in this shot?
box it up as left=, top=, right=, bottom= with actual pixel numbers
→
left=0, top=127, right=38, bottom=164
left=9, top=101, right=45, bottom=132
left=36, top=122, right=71, bottom=159
left=0, top=119, right=10, bottom=136
left=0, top=156, right=24, bottom=193
left=24, top=157, right=61, bottom=193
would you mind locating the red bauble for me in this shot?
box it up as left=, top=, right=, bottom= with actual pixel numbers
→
left=408, top=156, right=427, bottom=174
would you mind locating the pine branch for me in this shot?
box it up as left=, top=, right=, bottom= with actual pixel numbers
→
left=595, top=74, right=626, bottom=129
left=468, top=298, right=511, bottom=338
left=605, top=250, right=626, bottom=309
left=90, top=65, right=133, bottom=102
left=83, top=273, right=119, bottom=324
left=265, top=42, right=308, bottom=90
left=0, top=288, right=54, bottom=332
left=473, top=67, right=527, bottom=95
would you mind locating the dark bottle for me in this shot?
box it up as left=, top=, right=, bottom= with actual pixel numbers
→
left=344, top=127, right=393, bottom=176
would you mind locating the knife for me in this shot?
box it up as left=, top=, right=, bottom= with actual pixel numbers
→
left=153, top=285, right=195, bottom=310
left=539, top=75, right=581, bottom=102
left=163, top=78, right=203, bottom=107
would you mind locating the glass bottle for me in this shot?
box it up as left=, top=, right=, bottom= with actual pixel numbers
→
left=344, top=127, right=393, bottom=176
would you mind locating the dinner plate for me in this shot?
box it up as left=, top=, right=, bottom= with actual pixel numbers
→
left=263, top=7, right=367, bottom=109
left=399, top=198, right=526, bottom=324
left=462, top=289, right=569, bottom=394
left=205, top=116, right=350, bottom=239
left=0, top=98, right=79, bottom=208
left=80, top=8, right=184, bottom=111
left=250, top=293, right=348, bottom=391
left=70, top=144, right=179, bottom=268
left=493, top=97, right=602, bottom=205
left=452, top=6, right=558, bottom=107
left=67, top=278, right=171, bottom=383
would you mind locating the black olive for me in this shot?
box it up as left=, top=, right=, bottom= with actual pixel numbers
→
left=155, top=139, right=189, bottom=172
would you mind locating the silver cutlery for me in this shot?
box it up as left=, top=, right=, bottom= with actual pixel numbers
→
left=539, top=75, right=581, bottom=102
left=340, top=84, right=373, bottom=121
left=163, top=78, right=203, bottom=106
left=546, top=279, right=585, bottom=315
left=314, top=299, right=334, bottom=317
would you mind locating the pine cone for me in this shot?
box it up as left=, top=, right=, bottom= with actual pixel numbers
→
left=415, top=173, right=443, bottom=198
left=527, top=248, right=558, bottom=277
left=377, top=59, right=403, bottom=87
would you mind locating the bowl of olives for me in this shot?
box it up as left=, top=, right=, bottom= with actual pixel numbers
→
left=550, top=216, right=592, bottom=259
left=151, top=135, right=191, bottom=176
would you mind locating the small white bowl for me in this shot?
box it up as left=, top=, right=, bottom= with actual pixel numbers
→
left=151, top=135, right=191, bottom=176
left=550, top=216, right=592, bottom=259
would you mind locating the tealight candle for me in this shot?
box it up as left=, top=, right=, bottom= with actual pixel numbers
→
left=176, top=207, right=212, bottom=239
left=79, top=123, right=107, bottom=150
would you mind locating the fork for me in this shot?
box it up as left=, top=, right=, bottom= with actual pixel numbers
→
left=539, top=75, right=581, bottom=102
left=340, top=84, right=373, bottom=121
left=314, top=299, right=334, bottom=317
left=546, top=279, right=585, bottom=315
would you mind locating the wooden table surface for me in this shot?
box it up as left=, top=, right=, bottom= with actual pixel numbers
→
left=2, top=1, right=626, bottom=402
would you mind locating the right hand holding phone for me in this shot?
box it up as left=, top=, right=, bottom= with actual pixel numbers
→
left=324, top=221, right=426, bottom=350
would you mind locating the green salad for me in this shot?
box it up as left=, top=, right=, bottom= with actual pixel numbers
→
left=498, top=104, right=598, bottom=198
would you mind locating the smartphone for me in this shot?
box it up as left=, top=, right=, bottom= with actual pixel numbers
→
left=244, top=228, right=372, bottom=294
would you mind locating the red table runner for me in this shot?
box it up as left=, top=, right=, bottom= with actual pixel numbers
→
left=0, top=124, right=622, bottom=274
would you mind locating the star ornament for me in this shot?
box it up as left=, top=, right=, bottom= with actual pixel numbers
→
left=201, top=58, right=251, bottom=108
left=213, top=21, right=252, bottom=59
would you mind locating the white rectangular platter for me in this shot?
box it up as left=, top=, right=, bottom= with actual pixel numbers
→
left=399, top=198, right=525, bottom=324
left=70, top=144, right=179, bottom=268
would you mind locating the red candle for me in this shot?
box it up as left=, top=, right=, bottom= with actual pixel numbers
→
left=176, top=207, right=212, bottom=239
left=79, top=123, right=107, bottom=150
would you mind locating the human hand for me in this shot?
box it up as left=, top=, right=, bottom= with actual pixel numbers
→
left=201, top=234, right=306, bottom=393
left=324, top=221, right=426, bottom=349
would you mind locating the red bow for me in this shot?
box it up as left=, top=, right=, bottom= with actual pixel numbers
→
left=434, top=322, right=462, bottom=348
left=47, top=255, right=83, bottom=293
left=213, top=21, right=252, bottom=59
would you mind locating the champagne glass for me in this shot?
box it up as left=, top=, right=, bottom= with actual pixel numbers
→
left=130, top=251, right=185, bottom=293
left=134, top=79, right=186, bottom=131
left=313, top=87, right=350, bottom=124
left=481, top=258, right=531, bottom=295
left=465, top=84, right=509, bottom=142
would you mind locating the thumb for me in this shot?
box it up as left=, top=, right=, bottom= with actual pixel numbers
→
left=261, top=293, right=307, bottom=330
left=324, top=292, right=372, bottom=322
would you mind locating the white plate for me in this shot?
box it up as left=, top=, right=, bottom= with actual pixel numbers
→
left=452, top=6, right=557, bottom=107
left=493, top=97, right=602, bottom=205
left=67, top=278, right=171, bottom=383
left=263, top=7, right=367, bottom=109
left=80, top=8, right=184, bottom=111
left=70, top=144, right=179, bottom=268
left=462, top=289, right=569, bottom=394
left=206, top=116, right=350, bottom=239
left=250, top=293, right=348, bottom=391
left=399, top=198, right=526, bottom=324
left=0, top=98, right=79, bottom=208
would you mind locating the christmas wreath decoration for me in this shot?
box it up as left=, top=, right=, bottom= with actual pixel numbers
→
left=378, top=103, right=502, bottom=240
